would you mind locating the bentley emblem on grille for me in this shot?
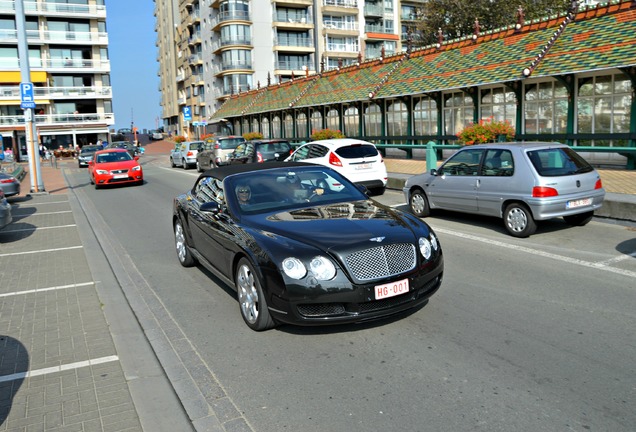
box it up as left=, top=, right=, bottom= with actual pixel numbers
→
left=369, top=237, right=385, bottom=242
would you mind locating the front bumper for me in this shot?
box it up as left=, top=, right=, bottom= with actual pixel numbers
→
left=264, top=254, right=444, bottom=326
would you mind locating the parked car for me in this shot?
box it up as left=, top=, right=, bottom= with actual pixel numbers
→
left=170, top=140, right=204, bottom=169
left=77, top=145, right=102, bottom=168
left=88, top=148, right=143, bottom=189
left=403, top=142, right=606, bottom=237
left=173, top=161, right=443, bottom=331
left=286, top=138, right=388, bottom=195
left=107, top=141, right=138, bottom=158
left=149, top=130, right=163, bottom=140
left=117, top=128, right=132, bottom=134
left=222, top=139, right=293, bottom=168
left=0, top=171, right=20, bottom=197
left=196, top=135, right=246, bottom=171
left=0, top=188, right=12, bottom=230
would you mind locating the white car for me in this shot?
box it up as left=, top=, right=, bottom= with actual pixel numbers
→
left=286, top=138, right=388, bottom=195
left=170, top=141, right=204, bottom=170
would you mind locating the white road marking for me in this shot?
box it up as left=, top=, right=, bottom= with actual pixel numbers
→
left=12, top=210, right=72, bottom=216
left=0, top=224, right=76, bottom=234
left=0, top=356, right=119, bottom=383
left=0, top=281, right=94, bottom=298
left=436, top=227, right=636, bottom=278
left=0, top=245, right=83, bottom=257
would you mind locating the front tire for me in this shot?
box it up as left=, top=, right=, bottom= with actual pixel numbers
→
left=174, top=219, right=196, bottom=267
left=409, top=189, right=430, bottom=217
left=236, top=258, right=275, bottom=331
left=563, top=211, right=593, bottom=226
left=504, top=203, right=537, bottom=237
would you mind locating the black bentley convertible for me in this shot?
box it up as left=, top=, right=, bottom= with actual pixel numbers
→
left=173, top=162, right=443, bottom=331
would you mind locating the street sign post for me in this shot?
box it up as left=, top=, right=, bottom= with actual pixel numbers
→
left=20, top=82, right=36, bottom=109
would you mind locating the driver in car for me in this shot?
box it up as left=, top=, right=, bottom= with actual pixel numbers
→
left=236, top=184, right=252, bottom=206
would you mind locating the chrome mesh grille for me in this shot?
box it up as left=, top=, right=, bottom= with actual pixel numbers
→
left=344, top=243, right=416, bottom=281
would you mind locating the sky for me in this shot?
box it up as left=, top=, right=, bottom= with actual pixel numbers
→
left=106, top=1, right=161, bottom=132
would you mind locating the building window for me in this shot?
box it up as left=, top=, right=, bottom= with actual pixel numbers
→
left=443, top=91, right=474, bottom=136
left=413, top=96, right=438, bottom=136
left=363, top=103, right=382, bottom=137
left=272, top=115, right=281, bottom=138
left=251, top=118, right=259, bottom=134
left=386, top=100, right=408, bottom=138
left=262, top=117, right=270, bottom=138
left=326, top=109, right=339, bottom=131
left=343, top=106, right=359, bottom=137
left=577, top=73, right=632, bottom=146
left=310, top=111, right=323, bottom=133
left=296, top=112, right=307, bottom=137
left=481, top=86, right=516, bottom=124
left=284, top=114, right=293, bottom=138
left=524, top=80, right=567, bottom=134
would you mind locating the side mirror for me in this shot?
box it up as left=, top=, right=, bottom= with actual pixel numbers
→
left=134, top=156, right=140, bottom=161
left=430, top=168, right=438, bottom=176
left=200, top=201, right=220, bottom=214
left=356, top=184, right=370, bottom=196
left=88, top=161, right=94, bottom=166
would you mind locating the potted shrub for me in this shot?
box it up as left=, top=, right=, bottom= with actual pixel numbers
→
left=457, top=118, right=515, bottom=145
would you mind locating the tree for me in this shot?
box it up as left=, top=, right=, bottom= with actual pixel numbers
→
left=415, top=0, right=575, bottom=47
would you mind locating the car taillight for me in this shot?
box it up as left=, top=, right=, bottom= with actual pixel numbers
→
left=214, top=144, right=220, bottom=149
left=595, top=179, right=603, bottom=189
left=257, top=152, right=263, bottom=163
left=532, top=186, right=558, bottom=197
left=186, top=151, right=193, bottom=157
left=329, top=152, right=342, bottom=167
left=1, top=178, right=16, bottom=184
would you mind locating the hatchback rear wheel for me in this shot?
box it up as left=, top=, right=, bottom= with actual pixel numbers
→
left=563, top=211, right=593, bottom=226
left=504, top=203, right=536, bottom=237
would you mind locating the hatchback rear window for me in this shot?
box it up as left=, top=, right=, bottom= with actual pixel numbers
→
left=527, top=147, right=593, bottom=176
left=219, top=138, right=245, bottom=149
left=335, top=144, right=379, bottom=159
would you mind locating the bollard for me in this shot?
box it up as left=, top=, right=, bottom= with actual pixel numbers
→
left=426, top=141, right=437, bottom=172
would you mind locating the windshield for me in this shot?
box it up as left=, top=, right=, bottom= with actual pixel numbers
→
left=219, top=138, right=245, bottom=150
left=226, top=167, right=367, bottom=215
left=96, top=152, right=132, bottom=163
left=527, top=147, right=593, bottom=176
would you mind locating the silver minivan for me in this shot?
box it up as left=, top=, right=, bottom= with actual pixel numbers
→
left=403, top=142, right=605, bottom=237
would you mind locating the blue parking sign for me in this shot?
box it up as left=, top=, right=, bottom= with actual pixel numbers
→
left=183, top=107, right=192, bottom=121
left=20, top=82, right=36, bottom=109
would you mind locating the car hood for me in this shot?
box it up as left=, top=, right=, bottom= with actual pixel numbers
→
left=245, top=200, right=427, bottom=252
left=94, top=160, right=139, bottom=169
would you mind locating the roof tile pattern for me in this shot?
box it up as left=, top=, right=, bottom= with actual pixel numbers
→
left=212, top=0, right=636, bottom=119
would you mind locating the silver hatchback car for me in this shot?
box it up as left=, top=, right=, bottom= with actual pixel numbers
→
left=403, top=142, right=605, bottom=237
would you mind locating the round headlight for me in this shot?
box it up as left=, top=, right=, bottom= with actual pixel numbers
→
left=430, top=233, right=439, bottom=250
left=282, top=257, right=306, bottom=279
left=309, top=256, right=336, bottom=281
left=419, top=237, right=432, bottom=260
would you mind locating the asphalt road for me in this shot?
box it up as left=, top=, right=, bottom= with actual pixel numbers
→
left=64, top=157, right=636, bottom=432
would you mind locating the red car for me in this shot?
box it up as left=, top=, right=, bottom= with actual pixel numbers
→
left=88, top=148, right=143, bottom=189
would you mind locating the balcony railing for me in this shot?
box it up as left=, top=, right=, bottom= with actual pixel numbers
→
left=220, top=36, right=252, bottom=47
left=0, top=58, right=111, bottom=70
left=323, top=21, right=359, bottom=31
left=0, top=29, right=108, bottom=44
left=0, top=0, right=106, bottom=17
left=363, top=4, right=384, bottom=16
left=0, top=113, right=114, bottom=126
left=0, top=86, right=112, bottom=99
left=323, top=0, right=358, bottom=8
left=365, top=24, right=393, bottom=34
left=274, top=36, right=313, bottom=48
left=215, top=10, right=250, bottom=25
left=325, top=43, right=359, bottom=52
left=221, top=60, right=252, bottom=71
left=365, top=47, right=395, bottom=59
left=273, top=12, right=309, bottom=23
left=274, top=61, right=314, bottom=71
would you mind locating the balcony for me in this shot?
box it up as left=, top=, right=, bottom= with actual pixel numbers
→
left=0, top=86, right=112, bottom=99
left=322, top=0, right=358, bottom=8
left=325, top=42, right=359, bottom=53
left=274, top=35, right=314, bottom=48
left=212, top=10, right=250, bottom=28
left=365, top=47, right=395, bottom=59
left=0, top=0, right=107, bottom=18
left=322, top=20, right=359, bottom=32
left=0, top=112, right=114, bottom=127
left=220, top=36, right=252, bottom=48
left=221, top=60, right=252, bottom=71
left=274, top=60, right=314, bottom=71
left=43, top=58, right=111, bottom=71
left=363, top=4, right=383, bottom=17
left=365, top=24, right=394, bottom=35
left=273, top=12, right=310, bottom=25
left=188, top=32, right=202, bottom=45
left=1, top=29, right=109, bottom=45
left=189, top=53, right=203, bottom=64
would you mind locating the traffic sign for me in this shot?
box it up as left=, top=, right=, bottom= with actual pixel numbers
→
left=20, top=82, right=36, bottom=109
left=183, top=107, right=192, bottom=121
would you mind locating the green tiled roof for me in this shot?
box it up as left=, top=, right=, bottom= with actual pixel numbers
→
left=212, top=0, right=636, bottom=120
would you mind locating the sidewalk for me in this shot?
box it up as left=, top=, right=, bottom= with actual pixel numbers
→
left=0, top=159, right=192, bottom=431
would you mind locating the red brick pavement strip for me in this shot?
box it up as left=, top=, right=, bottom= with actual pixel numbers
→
left=16, top=139, right=636, bottom=196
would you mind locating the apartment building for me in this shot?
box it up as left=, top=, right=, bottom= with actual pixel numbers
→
left=155, top=0, right=411, bottom=138
left=0, top=0, right=113, bottom=160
